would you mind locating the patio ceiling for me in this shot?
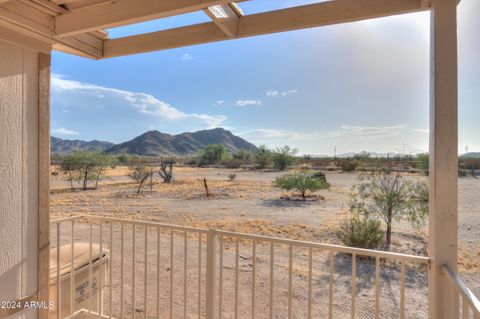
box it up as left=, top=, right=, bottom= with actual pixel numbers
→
left=0, top=0, right=432, bottom=59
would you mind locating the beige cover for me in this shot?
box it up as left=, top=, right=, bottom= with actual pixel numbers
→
left=49, top=243, right=106, bottom=282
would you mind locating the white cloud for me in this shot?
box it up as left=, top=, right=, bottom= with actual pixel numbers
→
left=216, top=100, right=225, bottom=105
left=266, top=89, right=299, bottom=97
left=412, top=128, right=429, bottom=134
left=51, top=74, right=227, bottom=128
left=327, top=124, right=408, bottom=139
left=181, top=53, right=192, bottom=61
left=266, top=90, right=279, bottom=97
left=52, top=127, right=79, bottom=136
left=281, top=89, right=299, bottom=96
left=236, top=100, right=262, bottom=107
left=239, top=129, right=318, bottom=141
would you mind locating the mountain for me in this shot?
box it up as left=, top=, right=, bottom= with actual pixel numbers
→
left=51, top=136, right=114, bottom=154
left=105, top=128, right=258, bottom=156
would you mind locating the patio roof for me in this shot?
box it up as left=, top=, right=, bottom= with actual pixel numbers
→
left=0, top=0, right=432, bottom=59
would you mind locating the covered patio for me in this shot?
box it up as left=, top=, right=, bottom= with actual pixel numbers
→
left=0, top=0, right=478, bottom=318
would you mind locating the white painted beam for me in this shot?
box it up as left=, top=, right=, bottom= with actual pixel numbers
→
left=428, top=0, right=459, bottom=318
left=54, top=0, right=240, bottom=37
left=104, top=0, right=425, bottom=58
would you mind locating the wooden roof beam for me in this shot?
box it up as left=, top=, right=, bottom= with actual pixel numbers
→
left=0, top=0, right=104, bottom=59
left=204, top=3, right=242, bottom=38
left=103, top=0, right=426, bottom=58
left=54, top=0, right=243, bottom=37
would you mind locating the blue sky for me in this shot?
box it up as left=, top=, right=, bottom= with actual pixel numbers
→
left=51, top=0, right=480, bottom=156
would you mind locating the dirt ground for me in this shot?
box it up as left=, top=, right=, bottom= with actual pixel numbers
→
left=49, top=166, right=480, bottom=318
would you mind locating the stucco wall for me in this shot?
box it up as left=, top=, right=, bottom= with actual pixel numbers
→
left=0, top=38, right=40, bottom=319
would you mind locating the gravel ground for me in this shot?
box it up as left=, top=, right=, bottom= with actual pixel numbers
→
left=49, top=166, right=480, bottom=317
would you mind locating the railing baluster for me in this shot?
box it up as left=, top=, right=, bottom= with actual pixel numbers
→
left=71, top=220, right=75, bottom=316
left=132, top=224, right=136, bottom=319
left=235, top=237, right=239, bottom=319
left=288, top=245, right=293, bottom=319
left=184, top=231, right=188, bottom=319
left=206, top=230, right=217, bottom=319
left=307, top=247, right=312, bottom=319
left=170, top=229, right=174, bottom=319
left=329, top=251, right=333, bottom=319
left=144, top=226, right=148, bottom=319
left=99, top=222, right=103, bottom=315
left=157, top=227, right=161, bottom=319
left=198, top=233, right=202, bottom=319
left=462, top=296, right=468, bottom=319
left=252, top=240, right=256, bottom=319
left=351, top=253, right=356, bottom=319
left=56, top=223, right=61, bottom=319
left=375, top=257, right=380, bottom=319
left=269, top=242, right=274, bottom=319
left=400, top=262, right=405, bottom=319
left=218, top=235, right=223, bottom=319
left=109, top=222, right=113, bottom=319
left=121, top=223, right=124, bottom=319
left=89, top=222, right=93, bottom=313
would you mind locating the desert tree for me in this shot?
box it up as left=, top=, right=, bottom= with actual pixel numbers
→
left=274, top=172, right=329, bottom=199
left=198, top=144, right=227, bottom=166
left=92, top=153, right=118, bottom=188
left=349, top=169, right=428, bottom=249
left=60, top=151, right=115, bottom=191
left=272, top=146, right=297, bottom=171
left=127, top=158, right=154, bottom=194
left=254, top=145, right=273, bottom=169
left=416, top=153, right=429, bottom=175
left=60, top=153, right=81, bottom=190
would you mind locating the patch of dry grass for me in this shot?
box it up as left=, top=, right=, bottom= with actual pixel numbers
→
left=459, top=247, right=480, bottom=272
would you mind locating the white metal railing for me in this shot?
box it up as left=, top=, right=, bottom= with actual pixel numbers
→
left=50, top=216, right=436, bottom=319
left=443, top=265, right=480, bottom=319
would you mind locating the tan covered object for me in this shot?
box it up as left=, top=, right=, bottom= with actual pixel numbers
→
left=49, top=243, right=109, bottom=319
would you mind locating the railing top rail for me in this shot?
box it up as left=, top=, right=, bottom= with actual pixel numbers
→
left=443, top=264, right=480, bottom=314
left=49, top=215, right=79, bottom=224
left=216, top=229, right=430, bottom=264
left=50, top=215, right=210, bottom=233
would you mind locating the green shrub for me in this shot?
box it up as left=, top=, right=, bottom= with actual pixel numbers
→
left=228, top=173, right=236, bottom=181
left=335, top=216, right=384, bottom=249
left=198, top=144, right=227, bottom=166
left=254, top=145, right=273, bottom=169
left=117, top=153, right=130, bottom=163
left=274, top=172, right=329, bottom=199
left=338, top=160, right=358, bottom=172
left=222, top=158, right=243, bottom=169
left=416, top=153, right=429, bottom=175
left=272, top=146, right=297, bottom=171
left=311, top=171, right=327, bottom=182
left=232, top=150, right=253, bottom=164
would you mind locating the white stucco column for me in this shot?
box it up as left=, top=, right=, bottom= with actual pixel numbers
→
left=428, top=0, right=459, bottom=318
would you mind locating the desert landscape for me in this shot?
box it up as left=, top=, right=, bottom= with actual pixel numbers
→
left=49, top=164, right=480, bottom=318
